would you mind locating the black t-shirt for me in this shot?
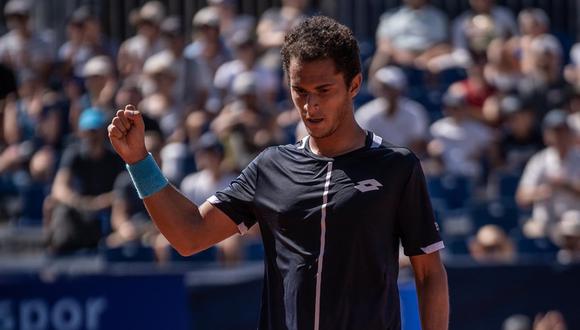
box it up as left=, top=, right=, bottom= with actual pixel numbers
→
left=0, top=64, right=17, bottom=99
left=499, top=128, right=544, bottom=172
left=209, top=131, right=443, bottom=330
left=59, top=143, right=125, bottom=196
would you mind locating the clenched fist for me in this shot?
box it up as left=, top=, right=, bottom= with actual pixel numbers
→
left=108, top=104, right=148, bottom=164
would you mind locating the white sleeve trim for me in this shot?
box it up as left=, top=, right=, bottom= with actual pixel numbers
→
left=206, top=195, right=249, bottom=235
left=207, top=195, right=220, bottom=204
left=420, top=241, right=445, bottom=254
left=237, top=223, right=249, bottom=235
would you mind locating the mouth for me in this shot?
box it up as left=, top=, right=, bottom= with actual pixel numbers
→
left=306, top=118, right=324, bottom=124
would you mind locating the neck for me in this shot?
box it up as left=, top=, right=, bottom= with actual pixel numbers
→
left=309, top=121, right=366, bottom=157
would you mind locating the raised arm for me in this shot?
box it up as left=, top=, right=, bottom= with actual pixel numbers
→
left=108, top=105, right=238, bottom=256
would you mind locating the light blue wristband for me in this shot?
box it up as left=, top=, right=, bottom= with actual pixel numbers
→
left=126, top=153, right=169, bottom=199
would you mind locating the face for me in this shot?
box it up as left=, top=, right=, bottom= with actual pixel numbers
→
left=289, top=57, right=360, bottom=139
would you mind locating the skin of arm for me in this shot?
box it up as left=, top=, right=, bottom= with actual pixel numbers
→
left=108, top=105, right=239, bottom=256
left=51, top=168, right=114, bottom=211
left=410, top=252, right=449, bottom=330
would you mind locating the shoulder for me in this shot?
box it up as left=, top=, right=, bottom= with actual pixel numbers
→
left=370, top=133, right=419, bottom=166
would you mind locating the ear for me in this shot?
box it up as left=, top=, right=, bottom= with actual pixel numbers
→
left=348, top=73, right=363, bottom=99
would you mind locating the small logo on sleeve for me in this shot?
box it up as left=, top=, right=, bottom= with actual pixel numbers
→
left=354, top=179, right=383, bottom=192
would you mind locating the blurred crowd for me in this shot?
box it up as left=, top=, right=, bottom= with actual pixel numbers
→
left=0, top=0, right=579, bottom=268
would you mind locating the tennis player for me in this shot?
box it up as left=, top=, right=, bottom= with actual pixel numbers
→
left=108, top=16, right=449, bottom=330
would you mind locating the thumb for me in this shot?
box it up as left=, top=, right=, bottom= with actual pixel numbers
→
left=124, top=104, right=145, bottom=131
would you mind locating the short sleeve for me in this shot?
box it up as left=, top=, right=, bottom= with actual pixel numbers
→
left=518, top=153, right=544, bottom=189
left=207, top=153, right=261, bottom=234
left=58, top=145, right=80, bottom=171
left=396, top=157, right=444, bottom=256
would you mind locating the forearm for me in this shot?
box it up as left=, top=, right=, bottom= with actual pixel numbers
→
left=143, top=185, right=212, bottom=256
left=415, top=266, right=449, bottom=330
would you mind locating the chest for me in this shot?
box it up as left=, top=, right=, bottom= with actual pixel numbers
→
left=253, top=159, right=403, bottom=244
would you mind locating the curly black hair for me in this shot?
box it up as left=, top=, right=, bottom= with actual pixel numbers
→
left=281, top=16, right=361, bottom=87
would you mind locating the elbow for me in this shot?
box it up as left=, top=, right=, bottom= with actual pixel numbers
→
left=174, top=244, right=197, bottom=257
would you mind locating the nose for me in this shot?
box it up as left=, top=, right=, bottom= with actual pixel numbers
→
left=303, top=94, right=320, bottom=113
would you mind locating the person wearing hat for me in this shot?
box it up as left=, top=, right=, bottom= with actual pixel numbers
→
left=517, top=109, right=580, bottom=238
left=491, top=95, right=544, bottom=172
left=429, top=88, right=494, bottom=178
left=355, top=66, right=428, bottom=154
left=47, top=107, right=124, bottom=254
left=184, top=6, right=231, bottom=77
left=0, top=0, right=52, bottom=79
left=140, top=54, right=182, bottom=140
left=207, top=0, right=255, bottom=51
left=146, top=16, right=210, bottom=109
left=58, top=6, right=116, bottom=78
left=117, top=1, right=166, bottom=78
left=212, top=72, right=283, bottom=169
left=214, top=29, right=279, bottom=104
left=72, top=55, right=116, bottom=125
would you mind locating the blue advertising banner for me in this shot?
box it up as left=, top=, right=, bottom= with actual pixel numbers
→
left=0, top=273, right=191, bottom=330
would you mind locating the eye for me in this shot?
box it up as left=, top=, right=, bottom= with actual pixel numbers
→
left=294, top=88, right=308, bottom=97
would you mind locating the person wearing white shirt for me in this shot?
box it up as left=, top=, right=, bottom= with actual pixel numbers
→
left=370, top=0, right=450, bottom=72
left=429, top=90, right=493, bottom=178
left=355, top=66, right=428, bottom=154
left=517, top=110, right=580, bottom=238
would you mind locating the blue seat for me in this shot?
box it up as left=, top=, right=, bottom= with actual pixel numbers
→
left=516, top=238, right=559, bottom=255
left=244, top=240, right=264, bottom=261
left=468, top=199, right=520, bottom=233
left=171, top=246, right=218, bottom=263
left=105, top=244, right=156, bottom=262
left=444, top=238, right=470, bottom=256
left=497, top=172, right=521, bottom=200
left=427, top=175, right=473, bottom=210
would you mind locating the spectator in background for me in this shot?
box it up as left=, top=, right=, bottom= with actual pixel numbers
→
left=214, top=30, right=279, bottom=105
left=503, top=311, right=568, bottom=330
left=491, top=95, right=544, bottom=173
left=518, top=34, right=566, bottom=118
left=429, top=90, right=494, bottom=178
left=517, top=110, right=580, bottom=238
left=565, top=87, right=580, bottom=139
left=212, top=72, right=283, bottom=169
left=207, top=0, right=255, bottom=52
left=106, top=131, right=163, bottom=249
left=516, top=8, right=551, bottom=74
left=140, top=50, right=182, bottom=141
left=484, top=38, right=522, bottom=94
left=429, top=0, right=517, bottom=72
left=257, top=0, right=309, bottom=51
left=370, top=0, right=449, bottom=73
left=564, top=43, right=580, bottom=88
left=70, top=56, right=116, bottom=131
left=181, top=132, right=237, bottom=206
left=148, top=16, right=210, bottom=111
left=58, top=6, right=117, bottom=78
left=553, top=211, right=580, bottom=264
left=185, top=6, right=230, bottom=79
left=452, top=0, right=518, bottom=52
left=448, top=53, right=495, bottom=122
left=46, top=108, right=124, bottom=254
left=185, top=6, right=231, bottom=114
left=117, top=1, right=166, bottom=78
left=0, top=0, right=53, bottom=80
left=256, top=0, right=310, bottom=71
left=468, top=224, right=516, bottom=263
left=355, top=66, right=428, bottom=154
